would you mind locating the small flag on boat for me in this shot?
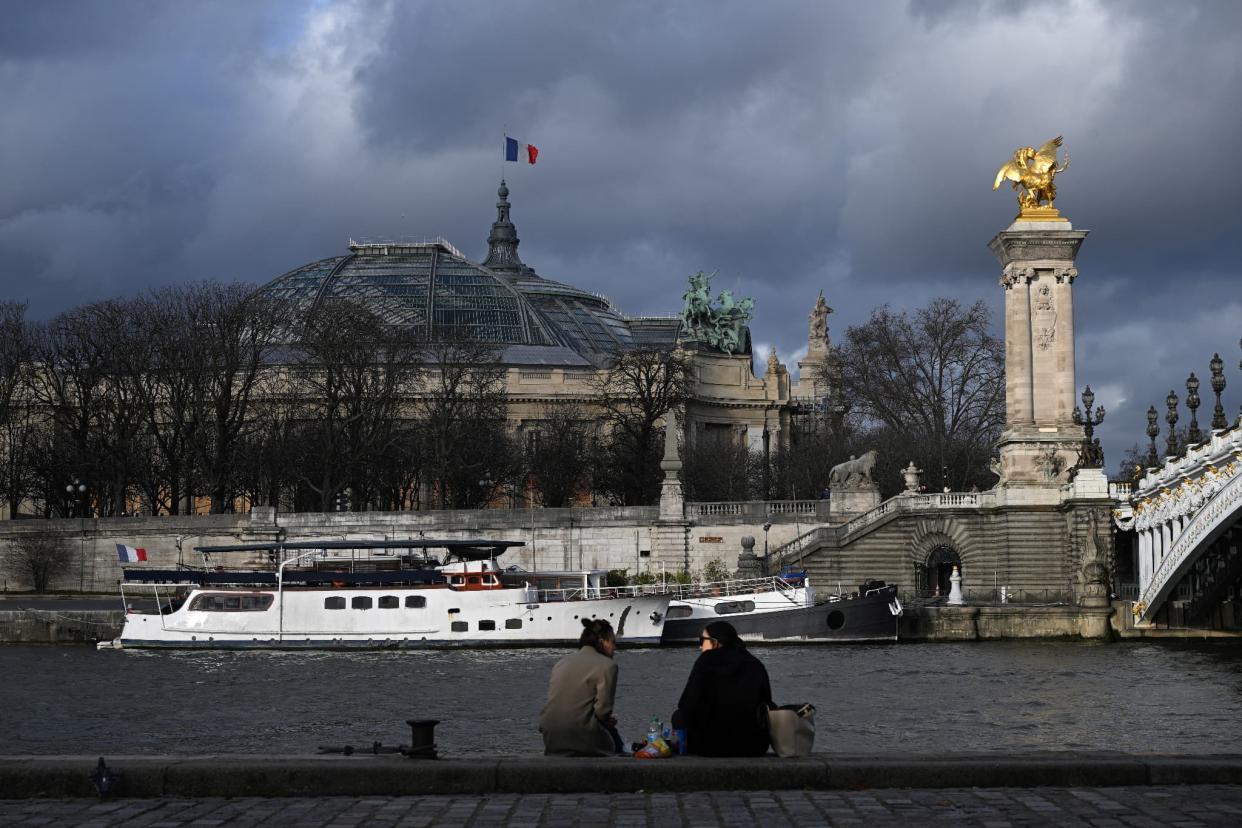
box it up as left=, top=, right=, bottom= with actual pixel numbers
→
left=504, top=135, right=539, bottom=164
left=116, top=544, right=147, bottom=563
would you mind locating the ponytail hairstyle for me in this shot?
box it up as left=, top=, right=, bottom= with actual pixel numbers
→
left=703, top=620, right=744, bottom=649
left=579, top=617, right=616, bottom=655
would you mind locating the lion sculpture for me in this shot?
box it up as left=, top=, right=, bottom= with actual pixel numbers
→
left=829, top=450, right=878, bottom=489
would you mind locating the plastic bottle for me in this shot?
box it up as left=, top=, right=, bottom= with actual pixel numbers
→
left=647, top=716, right=660, bottom=745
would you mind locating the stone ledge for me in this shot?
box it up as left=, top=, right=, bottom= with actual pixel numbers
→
left=3, top=753, right=1240, bottom=798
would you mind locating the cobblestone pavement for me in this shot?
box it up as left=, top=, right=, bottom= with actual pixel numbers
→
left=3, top=786, right=1242, bottom=827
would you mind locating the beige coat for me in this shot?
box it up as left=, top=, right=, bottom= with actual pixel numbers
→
left=538, top=645, right=618, bottom=756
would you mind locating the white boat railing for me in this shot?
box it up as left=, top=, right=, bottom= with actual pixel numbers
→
left=668, top=575, right=802, bottom=602
left=529, top=584, right=665, bottom=603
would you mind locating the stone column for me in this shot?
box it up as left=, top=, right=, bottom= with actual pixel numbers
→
left=1052, top=267, right=1078, bottom=424
left=988, top=219, right=1089, bottom=488
left=1002, top=265, right=1035, bottom=426
left=1142, top=529, right=1150, bottom=590
left=651, top=409, right=690, bottom=573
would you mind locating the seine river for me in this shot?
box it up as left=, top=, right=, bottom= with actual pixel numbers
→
left=3, top=641, right=1242, bottom=756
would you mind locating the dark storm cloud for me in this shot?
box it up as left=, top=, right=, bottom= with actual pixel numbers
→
left=1, top=0, right=1239, bottom=466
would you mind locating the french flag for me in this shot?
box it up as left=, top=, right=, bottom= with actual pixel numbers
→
left=116, top=544, right=148, bottom=563
left=504, top=136, right=539, bottom=165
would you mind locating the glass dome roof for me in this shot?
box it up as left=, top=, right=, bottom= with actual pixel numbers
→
left=259, top=182, right=680, bottom=367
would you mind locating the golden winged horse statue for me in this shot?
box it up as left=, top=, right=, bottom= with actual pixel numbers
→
left=993, top=136, right=1070, bottom=213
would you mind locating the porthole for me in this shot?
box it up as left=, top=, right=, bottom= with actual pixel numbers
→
left=505, top=619, right=522, bottom=629
left=324, top=596, right=346, bottom=610
left=406, top=596, right=427, bottom=608
left=351, top=596, right=373, bottom=610
left=826, top=610, right=846, bottom=630
left=378, top=596, right=399, bottom=609
left=479, top=620, right=496, bottom=631
left=451, top=621, right=468, bottom=632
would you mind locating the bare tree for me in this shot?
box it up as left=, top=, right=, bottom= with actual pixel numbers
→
left=288, top=300, right=423, bottom=511
left=127, top=286, right=216, bottom=514
left=525, top=404, right=593, bottom=508
left=185, top=284, right=280, bottom=513
left=7, top=536, right=71, bottom=593
left=26, top=306, right=114, bottom=515
left=590, top=348, right=688, bottom=505
left=682, top=429, right=753, bottom=502
left=838, top=298, right=1005, bottom=494
left=415, top=337, right=518, bottom=509
left=0, top=302, right=34, bottom=517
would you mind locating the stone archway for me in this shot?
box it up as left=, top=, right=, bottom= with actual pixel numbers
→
left=907, top=518, right=971, bottom=599
left=920, top=545, right=962, bottom=598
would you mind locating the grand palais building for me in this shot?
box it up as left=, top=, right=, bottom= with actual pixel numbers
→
left=258, top=181, right=834, bottom=475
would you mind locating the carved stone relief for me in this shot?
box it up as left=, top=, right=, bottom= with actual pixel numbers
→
left=1032, top=281, right=1056, bottom=350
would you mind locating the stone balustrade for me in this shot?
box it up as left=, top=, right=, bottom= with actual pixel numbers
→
left=686, top=500, right=828, bottom=520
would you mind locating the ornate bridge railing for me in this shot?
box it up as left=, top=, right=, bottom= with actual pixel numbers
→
left=1131, top=428, right=1242, bottom=621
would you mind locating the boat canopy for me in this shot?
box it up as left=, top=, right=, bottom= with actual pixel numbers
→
left=193, top=539, right=524, bottom=561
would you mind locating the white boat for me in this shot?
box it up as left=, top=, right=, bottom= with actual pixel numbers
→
left=101, top=539, right=669, bottom=650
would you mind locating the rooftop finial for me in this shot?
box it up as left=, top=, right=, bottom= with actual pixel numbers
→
left=483, top=179, right=523, bottom=275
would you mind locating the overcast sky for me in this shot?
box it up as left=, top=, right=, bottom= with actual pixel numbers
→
left=2, top=0, right=1239, bottom=470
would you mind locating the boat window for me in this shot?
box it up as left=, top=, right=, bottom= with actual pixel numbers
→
left=505, top=619, right=522, bottom=629
left=714, top=600, right=756, bottom=615
left=190, top=593, right=273, bottom=612
left=450, top=576, right=465, bottom=585
left=467, top=575, right=482, bottom=585
left=378, top=596, right=399, bottom=609
left=450, top=621, right=468, bottom=632
left=478, top=620, right=496, bottom=631
left=667, top=605, right=693, bottom=619
left=351, top=596, right=373, bottom=610
left=324, top=597, right=346, bottom=610
left=405, top=596, right=426, bottom=609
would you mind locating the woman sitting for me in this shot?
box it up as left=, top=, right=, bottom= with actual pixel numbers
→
left=538, top=618, right=623, bottom=756
left=675, top=620, right=772, bottom=756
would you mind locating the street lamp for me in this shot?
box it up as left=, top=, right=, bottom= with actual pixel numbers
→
left=1165, top=390, right=1180, bottom=458
left=65, top=478, right=86, bottom=518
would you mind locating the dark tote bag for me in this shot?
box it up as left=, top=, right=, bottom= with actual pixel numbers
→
left=767, top=703, right=816, bottom=757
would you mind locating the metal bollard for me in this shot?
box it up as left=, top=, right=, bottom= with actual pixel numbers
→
left=405, top=719, right=440, bottom=759
left=90, top=757, right=121, bottom=797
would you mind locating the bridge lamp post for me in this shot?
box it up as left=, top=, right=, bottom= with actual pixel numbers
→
left=1185, top=373, right=1203, bottom=445
left=1165, top=390, right=1180, bottom=458
left=1145, top=406, right=1160, bottom=469
left=1210, top=353, right=1228, bottom=432
left=1072, top=385, right=1106, bottom=468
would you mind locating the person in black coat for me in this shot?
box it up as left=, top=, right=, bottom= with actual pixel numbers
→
left=675, top=620, right=773, bottom=756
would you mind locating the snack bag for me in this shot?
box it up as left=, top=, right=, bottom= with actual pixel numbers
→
left=633, top=743, right=662, bottom=759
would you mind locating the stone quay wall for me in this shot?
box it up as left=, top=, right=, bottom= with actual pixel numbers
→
left=0, top=506, right=818, bottom=594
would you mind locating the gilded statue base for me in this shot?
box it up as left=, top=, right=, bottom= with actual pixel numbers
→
left=1015, top=206, right=1068, bottom=223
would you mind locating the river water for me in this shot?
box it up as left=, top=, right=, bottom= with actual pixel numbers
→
left=3, top=640, right=1242, bottom=756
